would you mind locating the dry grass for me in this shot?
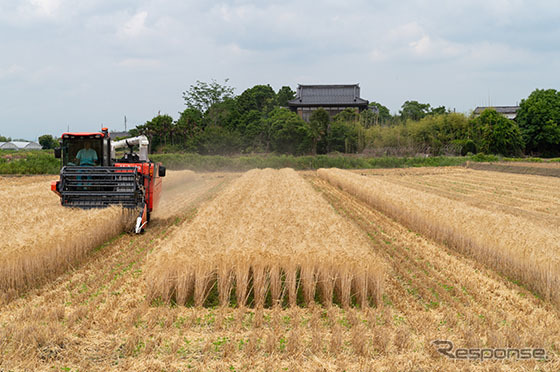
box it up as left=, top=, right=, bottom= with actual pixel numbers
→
left=146, top=168, right=384, bottom=308
left=318, top=168, right=560, bottom=306
left=0, top=176, right=134, bottom=302
left=1, top=171, right=559, bottom=371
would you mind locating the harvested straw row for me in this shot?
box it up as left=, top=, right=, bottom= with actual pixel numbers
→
left=146, top=168, right=384, bottom=308
left=318, top=168, right=560, bottom=306
left=439, top=171, right=560, bottom=199
left=0, top=178, right=133, bottom=300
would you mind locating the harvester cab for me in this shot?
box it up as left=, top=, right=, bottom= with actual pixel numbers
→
left=56, top=130, right=109, bottom=166
left=51, top=128, right=166, bottom=233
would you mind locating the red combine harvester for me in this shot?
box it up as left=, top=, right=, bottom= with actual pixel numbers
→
left=51, top=128, right=165, bottom=233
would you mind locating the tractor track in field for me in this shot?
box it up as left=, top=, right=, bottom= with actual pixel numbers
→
left=307, top=175, right=560, bottom=362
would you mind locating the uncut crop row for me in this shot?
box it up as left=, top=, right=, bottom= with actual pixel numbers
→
left=0, top=177, right=132, bottom=302
left=318, top=168, right=560, bottom=306
left=146, top=168, right=384, bottom=308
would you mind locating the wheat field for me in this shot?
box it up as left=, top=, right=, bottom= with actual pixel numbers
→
left=0, top=176, right=133, bottom=302
left=0, top=168, right=560, bottom=372
left=319, top=167, right=560, bottom=306
left=0, top=171, right=214, bottom=303
left=0, top=169, right=560, bottom=372
left=146, top=168, right=385, bottom=308
left=353, top=167, right=560, bottom=228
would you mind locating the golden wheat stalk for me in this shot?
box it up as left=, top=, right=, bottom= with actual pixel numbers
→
left=145, top=168, right=384, bottom=308
left=318, top=168, right=560, bottom=306
left=0, top=178, right=133, bottom=301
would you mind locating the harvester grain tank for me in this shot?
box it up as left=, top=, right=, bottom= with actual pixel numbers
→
left=51, top=128, right=165, bottom=233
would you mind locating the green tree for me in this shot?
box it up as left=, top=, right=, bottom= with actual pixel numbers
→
left=333, top=108, right=359, bottom=122
left=309, top=108, right=330, bottom=154
left=276, top=86, right=296, bottom=107
left=471, top=109, right=524, bottom=156
left=197, top=125, right=242, bottom=155
left=400, top=100, right=431, bottom=121
left=134, top=114, right=174, bottom=150
left=327, top=121, right=360, bottom=153
left=408, top=113, right=469, bottom=155
left=175, top=108, right=203, bottom=151
left=176, top=108, right=203, bottom=136
left=182, top=79, right=235, bottom=113
left=0, top=135, right=11, bottom=142
left=238, top=110, right=266, bottom=152
left=237, top=85, right=277, bottom=114
left=204, top=98, right=240, bottom=130
left=461, top=139, right=477, bottom=156
left=369, top=102, right=391, bottom=125
left=516, top=89, right=560, bottom=156
left=359, top=109, right=376, bottom=128
left=38, top=134, right=58, bottom=149
left=266, top=108, right=310, bottom=154
left=429, top=106, right=447, bottom=115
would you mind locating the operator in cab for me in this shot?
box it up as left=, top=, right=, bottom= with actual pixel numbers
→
left=76, top=142, right=98, bottom=166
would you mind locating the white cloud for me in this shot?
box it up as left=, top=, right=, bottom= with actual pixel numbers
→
left=368, top=49, right=387, bottom=62
left=0, top=64, right=24, bottom=79
left=224, top=42, right=247, bottom=56
left=409, top=35, right=464, bottom=59
left=119, top=11, right=149, bottom=38
left=409, top=35, right=431, bottom=55
left=29, top=0, right=62, bottom=17
left=117, top=58, right=161, bottom=69
left=368, top=21, right=465, bottom=62
left=388, top=21, right=424, bottom=42
left=464, top=41, right=533, bottom=67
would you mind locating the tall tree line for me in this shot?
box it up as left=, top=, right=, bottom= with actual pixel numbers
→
left=128, top=81, right=560, bottom=157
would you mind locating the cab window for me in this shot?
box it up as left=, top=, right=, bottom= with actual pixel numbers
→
left=63, top=139, right=102, bottom=166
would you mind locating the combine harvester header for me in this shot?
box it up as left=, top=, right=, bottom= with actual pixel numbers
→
left=51, top=128, right=166, bottom=233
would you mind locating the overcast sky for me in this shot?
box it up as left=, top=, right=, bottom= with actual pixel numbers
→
left=1, top=0, right=559, bottom=140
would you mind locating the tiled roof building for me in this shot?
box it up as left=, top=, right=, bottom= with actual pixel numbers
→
left=288, top=84, right=369, bottom=121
